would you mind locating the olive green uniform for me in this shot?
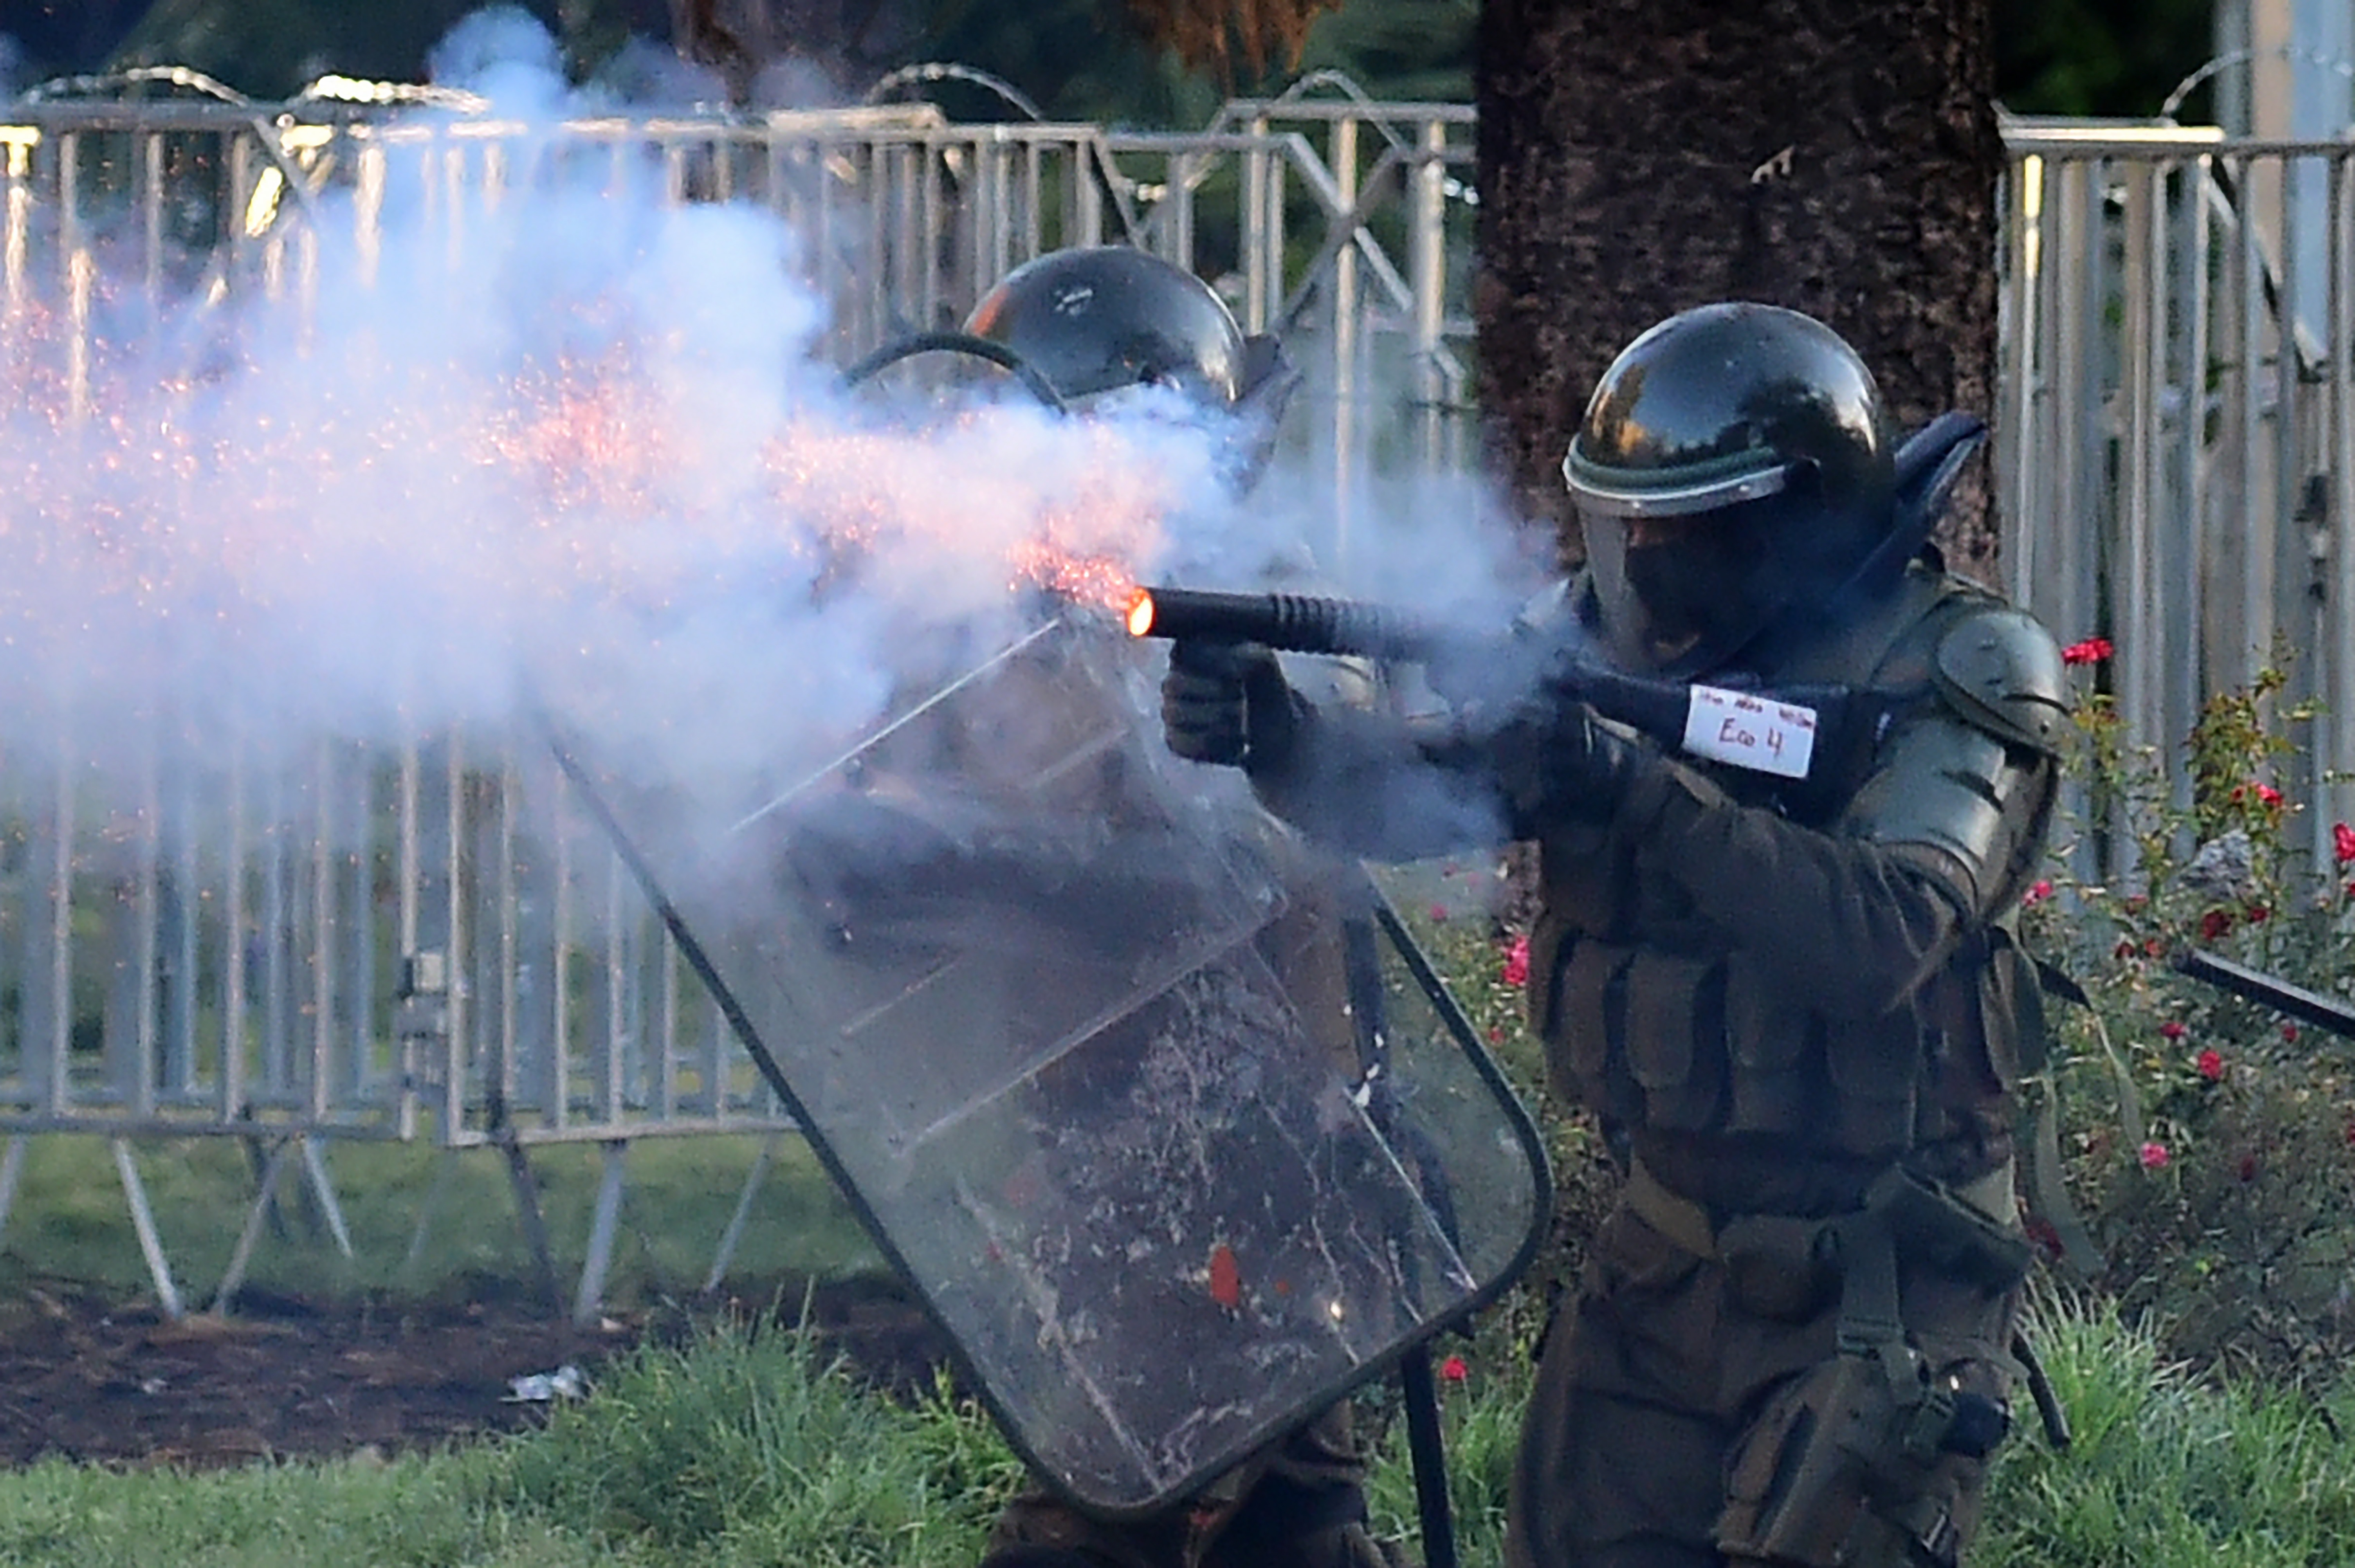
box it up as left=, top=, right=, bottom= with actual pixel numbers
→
left=1505, top=562, right=2066, bottom=1568
left=1152, top=298, right=2054, bottom=1568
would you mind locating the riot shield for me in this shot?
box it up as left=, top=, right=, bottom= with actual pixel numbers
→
left=548, top=614, right=1549, bottom=1516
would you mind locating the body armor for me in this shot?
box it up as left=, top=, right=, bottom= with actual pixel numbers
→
left=1504, top=560, right=2065, bottom=1568
left=1527, top=561, right=2066, bottom=1208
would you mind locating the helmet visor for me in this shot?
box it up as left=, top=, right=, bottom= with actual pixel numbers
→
left=1581, top=496, right=1791, bottom=674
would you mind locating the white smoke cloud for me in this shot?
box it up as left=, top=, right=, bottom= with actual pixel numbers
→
left=427, top=4, right=572, bottom=115
left=0, top=8, right=1542, bottom=894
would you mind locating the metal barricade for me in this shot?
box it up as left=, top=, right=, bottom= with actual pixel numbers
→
left=0, top=85, right=1483, bottom=1314
left=15, top=83, right=2336, bottom=1306
left=1998, top=119, right=2355, bottom=874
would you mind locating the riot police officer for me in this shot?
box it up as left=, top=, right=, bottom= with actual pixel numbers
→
left=963, top=245, right=1399, bottom=1568
left=960, top=243, right=1300, bottom=495
left=1161, top=301, right=2068, bottom=1568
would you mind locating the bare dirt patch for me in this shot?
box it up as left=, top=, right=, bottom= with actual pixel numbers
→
left=0, top=1273, right=952, bottom=1471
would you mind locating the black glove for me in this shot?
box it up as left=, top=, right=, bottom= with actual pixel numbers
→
left=1489, top=698, right=1654, bottom=826
left=1160, top=640, right=1301, bottom=773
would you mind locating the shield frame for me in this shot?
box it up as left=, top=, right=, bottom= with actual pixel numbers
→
left=542, top=621, right=1552, bottom=1519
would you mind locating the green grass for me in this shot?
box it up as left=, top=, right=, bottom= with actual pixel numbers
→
left=490, top=1326, right=1021, bottom=1565
left=0, top=1132, right=881, bottom=1310
left=0, top=1319, right=1012, bottom=1568
left=1363, top=1352, right=1527, bottom=1564
left=1978, top=1293, right=2355, bottom=1567
left=0, top=1452, right=640, bottom=1568
left=7, top=1293, right=2353, bottom=1566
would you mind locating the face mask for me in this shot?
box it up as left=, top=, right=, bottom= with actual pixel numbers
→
left=1583, top=502, right=1780, bottom=674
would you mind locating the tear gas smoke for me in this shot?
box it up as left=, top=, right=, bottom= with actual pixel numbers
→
left=0, top=11, right=1544, bottom=889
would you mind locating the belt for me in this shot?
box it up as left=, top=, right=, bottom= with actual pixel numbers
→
left=1625, top=1157, right=1721, bottom=1258
left=1624, top=1157, right=2016, bottom=1261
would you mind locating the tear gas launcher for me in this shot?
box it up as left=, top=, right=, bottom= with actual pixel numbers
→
left=1119, top=412, right=2002, bottom=788
left=1125, top=584, right=1892, bottom=787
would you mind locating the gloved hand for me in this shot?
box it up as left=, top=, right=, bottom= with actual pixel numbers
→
left=1489, top=698, right=1655, bottom=826
left=1161, top=640, right=1301, bottom=773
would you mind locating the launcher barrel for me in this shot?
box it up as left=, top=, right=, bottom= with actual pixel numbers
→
left=1125, top=585, right=1452, bottom=662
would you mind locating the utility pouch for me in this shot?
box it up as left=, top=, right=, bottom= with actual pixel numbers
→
left=1714, top=1341, right=2005, bottom=1568
left=1717, top=1212, right=1836, bottom=1323
left=1718, top=1192, right=2016, bottom=1568
left=1866, top=1166, right=2032, bottom=1298
left=1717, top=1354, right=1910, bottom=1566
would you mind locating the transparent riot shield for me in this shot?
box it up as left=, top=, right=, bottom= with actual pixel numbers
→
left=549, top=615, right=1549, bottom=1516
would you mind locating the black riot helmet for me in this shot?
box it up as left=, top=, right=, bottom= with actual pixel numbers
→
left=1562, top=302, right=1898, bottom=675
left=964, top=246, right=1298, bottom=490
left=966, top=246, right=1246, bottom=406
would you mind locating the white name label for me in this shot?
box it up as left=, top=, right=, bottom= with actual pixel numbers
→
left=1680, top=683, right=1818, bottom=780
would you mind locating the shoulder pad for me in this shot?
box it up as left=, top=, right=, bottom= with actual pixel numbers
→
left=1931, top=607, right=2072, bottom=753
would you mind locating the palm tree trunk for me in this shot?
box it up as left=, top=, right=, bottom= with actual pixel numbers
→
left=1475, top=0, right=2002, bottom=579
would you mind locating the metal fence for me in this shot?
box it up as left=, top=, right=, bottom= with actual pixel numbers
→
left=0, top=82, right=1480, bottom=1313
left=1998, top=117, right=2355, bottom=871
left=3, top=83, right=2345, bottom=1309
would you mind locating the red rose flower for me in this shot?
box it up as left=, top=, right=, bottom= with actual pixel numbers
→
left=2197, top=1048, right=2225, bottom=1081
left=2061, top=636, right=2113, bottom=665
left=2336, top=822, right=2355, bottom=865
left=1439, top=1354, right=1469, bottom=1382
left=2022, top=880, right=2054, bottom=907
left=1501, top=933, right=1531, bottom=988
left=2159, top=1020, right=2188, bottom=1041
left=2201, top=909, right=2234, bottom=942
left=2139, top=1141, right=2170, bottom=1170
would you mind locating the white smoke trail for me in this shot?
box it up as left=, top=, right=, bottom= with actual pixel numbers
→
left=0, top=34, right=1233, bottom=836
left=0, top=8, right=1547, bottom=889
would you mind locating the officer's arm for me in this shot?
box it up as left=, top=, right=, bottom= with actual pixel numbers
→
left=1613, top=607, right=2068, bottom=1018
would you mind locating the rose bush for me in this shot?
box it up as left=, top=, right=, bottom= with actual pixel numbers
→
left=2023, top=643, right=2355, bottom=1373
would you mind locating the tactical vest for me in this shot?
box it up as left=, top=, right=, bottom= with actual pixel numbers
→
left=1528, top=568, right=2056, bottom=1188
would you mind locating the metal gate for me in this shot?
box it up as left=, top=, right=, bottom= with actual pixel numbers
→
left=1998, top=116, right=2355, bottom=871
left=7, top=77, right=2342, bottom=1312
left=0, top=77, right=1481, bottom=1316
